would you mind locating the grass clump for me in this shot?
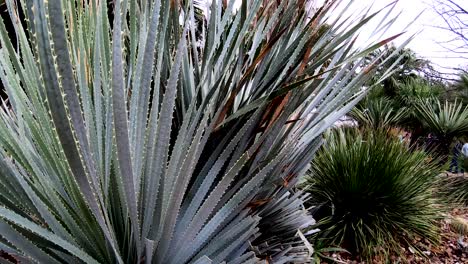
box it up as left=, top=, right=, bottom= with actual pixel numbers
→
left=451, top=217, right=468, bottom=236
left=302, top=129, right=442, bottom=258
left=442, top=175, right=468, bottom=206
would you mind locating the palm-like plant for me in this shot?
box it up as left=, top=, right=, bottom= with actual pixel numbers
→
left=350, top=97, right=408, bottom=129
left=0, top=0, right=402, bottom=262
left=414, top=99, right=468, bottom=158
left=302, top=129, right=442, bottom=258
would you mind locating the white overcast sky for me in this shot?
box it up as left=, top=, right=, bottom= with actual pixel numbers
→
left=341, top=0, right=468, bottom=74
left=208, top=0, right=467, bottom=74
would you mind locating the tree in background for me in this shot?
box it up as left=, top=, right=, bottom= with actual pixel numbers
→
left=432, top=0, right=468, bottom=61
left=365, top=45, right=443, bottom=99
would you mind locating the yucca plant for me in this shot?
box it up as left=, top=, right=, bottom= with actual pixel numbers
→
left=302, top=129, right=442, bottom=258
left=414, top=99, right=468, bottom=159
left=0, top=0, right=403, bottom=262
left=350, top=97, right=408, bottom=130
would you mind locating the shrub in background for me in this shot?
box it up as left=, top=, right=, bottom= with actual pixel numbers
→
left=398, top=78, right=442, bottom=106
left=302, top=129, right=442, bottom=258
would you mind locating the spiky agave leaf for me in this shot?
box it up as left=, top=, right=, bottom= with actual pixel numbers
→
left=250, top=191, right=318, bottom=262
left=0, top=0, right=403, bottom=262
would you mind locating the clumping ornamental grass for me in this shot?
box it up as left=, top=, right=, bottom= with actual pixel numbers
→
left=442, top=174, right=468, bottom=206
left=302, top=129, right=442, bottom=258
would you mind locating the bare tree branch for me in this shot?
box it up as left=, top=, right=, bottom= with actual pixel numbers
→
left=432, top=0, right=468, bottom=55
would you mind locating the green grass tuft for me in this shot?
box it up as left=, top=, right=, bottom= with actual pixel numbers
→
left=302, top=129, right=443, bottom=258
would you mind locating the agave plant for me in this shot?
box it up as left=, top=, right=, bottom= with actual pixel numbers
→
left=350, top=97, right=408, bottom=130
left=0, top=0, right=402, bottom=262
left=302, top=129, right=442, bottom=258
left=415, top=99, right=468, bottom=159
